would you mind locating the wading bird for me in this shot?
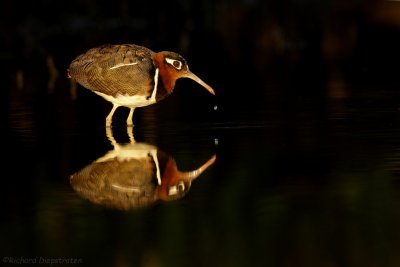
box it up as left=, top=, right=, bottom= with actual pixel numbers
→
left=68, top=44, right=215, bottom=127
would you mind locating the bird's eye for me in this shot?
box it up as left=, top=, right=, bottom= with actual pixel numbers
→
left=167, top=181, right=186, bottom=196
left=177, top=181, right=185, bottom=191
left=165, top=58, right=183, bottom=70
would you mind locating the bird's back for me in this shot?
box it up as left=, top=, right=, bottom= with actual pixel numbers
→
left=68, top=44, right=156, bottom=98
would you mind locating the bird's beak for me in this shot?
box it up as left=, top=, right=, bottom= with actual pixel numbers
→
left=180, top=154, right=217, bottom=181
left=184, top=71, right=215, bottom=95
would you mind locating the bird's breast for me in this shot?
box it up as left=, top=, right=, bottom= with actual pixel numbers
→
left=95, top=91, right=157, bottom=107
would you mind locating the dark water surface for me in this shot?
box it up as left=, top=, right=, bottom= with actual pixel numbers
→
left=3, top=1, right=400, bottom=267
left=4, top=81, right=400, bottom=267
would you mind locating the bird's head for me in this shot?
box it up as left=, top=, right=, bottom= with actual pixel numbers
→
left=157, top=154, right=217, bottom=201
left=154, top=51, right=215, bottom=95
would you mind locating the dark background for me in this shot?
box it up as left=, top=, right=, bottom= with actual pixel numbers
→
left=3, top=0, right=400, bottom=115
left=3, top=1, right=400, bottom=267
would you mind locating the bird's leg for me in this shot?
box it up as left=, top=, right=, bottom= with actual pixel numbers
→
left=106, top=104, right=119, bottom=127
left=126, top=107, right=135, bottom=127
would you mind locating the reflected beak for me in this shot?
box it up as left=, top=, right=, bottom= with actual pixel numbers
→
left=184, top=71, right=215, bottom=95
left=180, top=154, right=217, bottom=181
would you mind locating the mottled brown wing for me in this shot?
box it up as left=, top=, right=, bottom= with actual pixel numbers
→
left=68, top=44, right=156, bottom=97
left=70, top=157, right=159, bottom=210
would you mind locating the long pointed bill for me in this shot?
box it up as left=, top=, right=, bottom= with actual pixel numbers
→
left=180, top=154, right=217, bottom=181
left=184, top=71, right=215, bottom=95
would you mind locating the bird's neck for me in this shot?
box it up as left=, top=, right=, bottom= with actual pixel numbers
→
left=153, top=53, right=176, bottom=95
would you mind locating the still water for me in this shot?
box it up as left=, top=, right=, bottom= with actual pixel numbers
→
left=3, top=74, right=400, bottom=267
left=2, top=1, right=400, bottom=263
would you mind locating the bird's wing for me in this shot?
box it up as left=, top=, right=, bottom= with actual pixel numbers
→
left=69, top=44, right=157, bottom=97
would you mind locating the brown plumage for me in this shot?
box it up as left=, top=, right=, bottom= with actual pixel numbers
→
left=70, top=141, right=217, bottom=210
left=67, top=44, right=215, bottom=127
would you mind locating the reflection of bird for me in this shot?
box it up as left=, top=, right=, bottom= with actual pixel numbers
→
left=67, top=44, right=215, bottom=127
left=70, top=127, right=216, bottom=210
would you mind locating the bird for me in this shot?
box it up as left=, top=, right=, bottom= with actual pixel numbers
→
left=70, top=127, right=217, bottom=210
left=67, top=44, right=215, bottom=127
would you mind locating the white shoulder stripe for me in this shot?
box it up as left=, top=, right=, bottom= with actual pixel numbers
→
left=109, top=61, right=139, bottom=70
left=149, top=149, right=161, bottom=185
left=149, top=68, right=159, bottom=102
